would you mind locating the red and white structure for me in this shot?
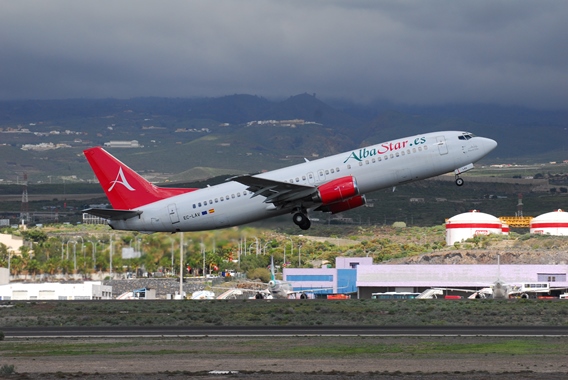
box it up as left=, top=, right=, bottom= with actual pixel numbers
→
left=445, top=210, right=504, bottom=246
left=530, top=209, right=568, bottom=236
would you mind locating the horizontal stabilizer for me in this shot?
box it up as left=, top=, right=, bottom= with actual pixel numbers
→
left=83, top=208, right=142, bottom=220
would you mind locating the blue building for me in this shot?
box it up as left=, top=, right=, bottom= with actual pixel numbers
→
left=283, top=257, right=372, bottom=296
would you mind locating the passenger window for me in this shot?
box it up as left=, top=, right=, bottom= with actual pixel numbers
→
left=231, top=194, right=235, bottom=199
left=336, top=167, right=340, bottom=172
left=302, top=176, right=306, bottom=180
left=330, top=169, right=335, bottom=173
left=378, top=157, right=381, bottom=161
left=325, top=170, right=329, bottom=175
left=418, top=147, right=422, bottom=151
left=372, top=158, right=376, bottom=163
left=193, top=204, right=196, bottom=209
left=237, top=193, right=241, bottom=197
left=365, top=160, right=369, bottom=165
left=198, top=202, right=202, bottom=207
left=295, top=178, right=299, bottom=182
left=395, top=152, right=399, bottom=157
left=390, top=154, right=394, bottom=159
left=347, top=165, right=351, bottom=169
left=215, top=198, right=218, bottom=203
left=226, top=195, right=229, bottom=200
left=359, top=162, right=363, bottom=166
left=424, top=145, right=428, bottom=150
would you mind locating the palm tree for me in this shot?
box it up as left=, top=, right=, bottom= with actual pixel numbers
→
left=27, top=259, right=41, bottom=281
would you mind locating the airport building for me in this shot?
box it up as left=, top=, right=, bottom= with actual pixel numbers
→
left=284, top=258, right=568, bottom=299
left=355, top=263, right=568, bottom=298
left=0, top=281, right=112, bottom=300
left=282, top=257, right=370, bottom=295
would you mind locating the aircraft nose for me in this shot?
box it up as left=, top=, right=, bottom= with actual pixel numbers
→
left=482, top=137, right=498, bottom=153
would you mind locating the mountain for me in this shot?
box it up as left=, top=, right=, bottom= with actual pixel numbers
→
left=0, top=95, right=568, bottom=183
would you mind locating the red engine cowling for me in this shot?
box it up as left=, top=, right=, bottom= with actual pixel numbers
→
left=315, top=176, right=359, bottom=205
left=325, top=195, right=366, bottom=214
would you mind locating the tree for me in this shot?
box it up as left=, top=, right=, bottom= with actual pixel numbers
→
left=21, top=229, right=48, bottom=245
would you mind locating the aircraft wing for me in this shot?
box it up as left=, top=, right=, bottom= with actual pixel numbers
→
left=82, top=208, right=142, bottom=220
left=230, top=175, right=317, bottom=206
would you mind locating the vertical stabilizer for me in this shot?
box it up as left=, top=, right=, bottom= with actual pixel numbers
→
left=270, top=256, right=276, bottom=282
left=84, top=147, right=197, bottom=210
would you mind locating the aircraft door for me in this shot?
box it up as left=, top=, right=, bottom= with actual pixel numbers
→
left=307, top=172, right=316, bottom=184
left=167, top=203, right=180, bottom=224
left=436, top=136, right=448, bottom=155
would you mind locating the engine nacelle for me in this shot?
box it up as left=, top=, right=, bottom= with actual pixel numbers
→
left=321, top=195, right=366, bottom=214
left=314, top=176, right=359, bottom=205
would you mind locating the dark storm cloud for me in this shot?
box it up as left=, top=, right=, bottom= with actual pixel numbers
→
left=1, top=1, right=567, bottom=109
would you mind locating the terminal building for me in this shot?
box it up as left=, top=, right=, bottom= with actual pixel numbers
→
left=282, top=257, right=370, bottom=296
left=283, top=258, right=568, bottom=299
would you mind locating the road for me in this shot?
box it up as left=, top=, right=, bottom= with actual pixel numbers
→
left=4, top=325, right=568, bottom=338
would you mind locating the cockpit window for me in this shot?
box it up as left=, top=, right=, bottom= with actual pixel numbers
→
left=458, top=132, right=476, bottom=140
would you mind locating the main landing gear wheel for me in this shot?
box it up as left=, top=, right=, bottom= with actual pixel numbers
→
left=455, top=177, right=464, bottom=186
left=293, top=212, right=311, bottom=230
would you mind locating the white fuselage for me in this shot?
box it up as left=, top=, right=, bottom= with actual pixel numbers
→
left=109, top=131, right=496, bottom=232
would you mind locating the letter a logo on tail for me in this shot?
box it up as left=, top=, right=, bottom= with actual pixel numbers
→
left=84, top=146, right=198, bottom=210
left=108, top=167, right=136, bottom=192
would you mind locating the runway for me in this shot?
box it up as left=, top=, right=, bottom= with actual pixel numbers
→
left=4, top=325, right=568, bottom=338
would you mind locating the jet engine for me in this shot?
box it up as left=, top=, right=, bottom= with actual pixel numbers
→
left=314, top=176, right=359, bottom=205
left=317, top=195, right=367, bottom=214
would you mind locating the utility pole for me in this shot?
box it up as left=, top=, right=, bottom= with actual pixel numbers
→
left=179, top=232, right=184, bottom=299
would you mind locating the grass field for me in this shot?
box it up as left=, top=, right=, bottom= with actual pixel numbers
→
left=1, top=299, right=567, bottom=328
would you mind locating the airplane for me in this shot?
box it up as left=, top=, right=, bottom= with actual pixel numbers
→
left=251, top=256, right=319, bottom=299
left=83, top=130, right=497, bottom=232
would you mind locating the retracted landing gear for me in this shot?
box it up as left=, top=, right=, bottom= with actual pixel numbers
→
left=293, top=212, right=311, bottom=230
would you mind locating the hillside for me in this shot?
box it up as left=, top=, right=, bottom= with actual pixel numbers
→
left=1, top=96, right=568, bottom=184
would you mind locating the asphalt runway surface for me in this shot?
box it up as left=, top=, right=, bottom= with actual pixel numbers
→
left=4, top=325, right=568, bottom=338
left=4, top=325, right=568, bottom=379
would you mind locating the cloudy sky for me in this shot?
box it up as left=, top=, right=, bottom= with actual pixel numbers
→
left=1, top=1, right=567, bottom=109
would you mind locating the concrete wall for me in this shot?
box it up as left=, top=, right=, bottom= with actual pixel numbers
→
left=0, top=268, right=8, bottom=285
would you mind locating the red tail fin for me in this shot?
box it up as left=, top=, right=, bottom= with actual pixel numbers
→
left=84, top=147, right=197, bottom=210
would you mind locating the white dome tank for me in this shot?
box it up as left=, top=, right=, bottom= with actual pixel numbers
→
left=530, top=209, right=568, bottom=236
left=445, top=210, right=503, bottom=246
